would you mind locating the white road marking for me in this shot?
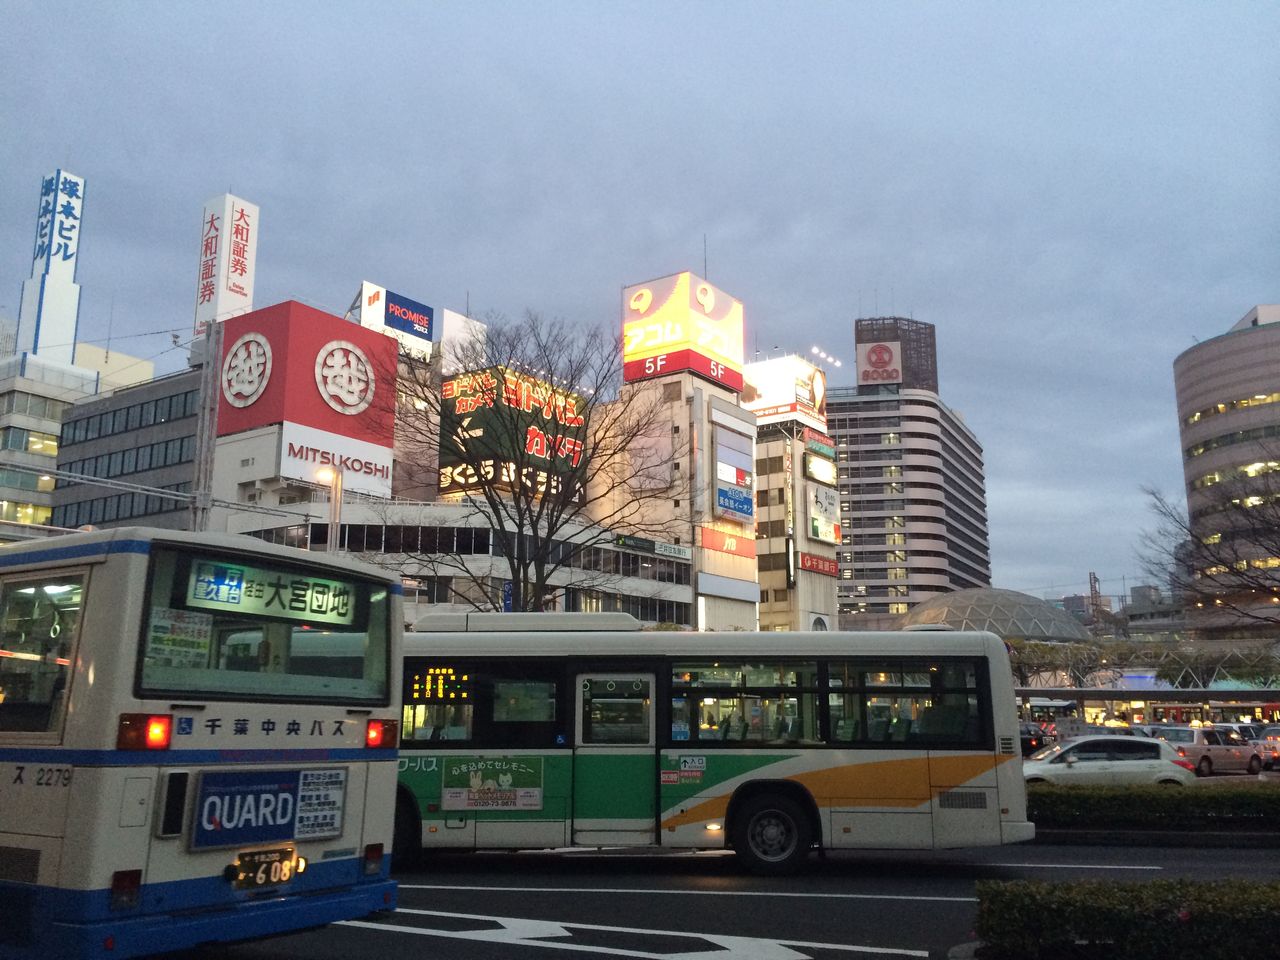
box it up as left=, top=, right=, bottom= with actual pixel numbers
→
left=343, top=908, right=929, bottom=958
left=400, top=883, right=974, bottom=902
left=986, top=862, right=1162, bottom=871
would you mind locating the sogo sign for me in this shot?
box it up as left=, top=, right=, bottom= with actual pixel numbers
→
left=856, top=341, right=902, bottom=385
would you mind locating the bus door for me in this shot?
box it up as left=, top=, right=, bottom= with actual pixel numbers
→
left=572, top=673, right=656, bottom=846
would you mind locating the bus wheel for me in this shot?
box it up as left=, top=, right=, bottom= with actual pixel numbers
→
left=393, top=794, right=422, bottom=868
left=732, top=794, right=812, bottom=875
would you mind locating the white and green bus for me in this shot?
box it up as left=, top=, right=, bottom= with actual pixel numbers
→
left=394, top=613, right=1033, bottom=873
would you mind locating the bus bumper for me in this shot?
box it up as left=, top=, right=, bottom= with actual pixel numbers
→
left=26, top=879, right=397, bottom=960
left=1003, top=820, right=1036, bottom=844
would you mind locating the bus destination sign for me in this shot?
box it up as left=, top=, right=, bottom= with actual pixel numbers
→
left=186, top=560, right=356, bottom=626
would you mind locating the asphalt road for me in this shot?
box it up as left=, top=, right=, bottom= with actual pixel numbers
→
left=210, top=844, right=1280, bottom=960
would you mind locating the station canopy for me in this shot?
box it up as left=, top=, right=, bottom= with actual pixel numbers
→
left=901, top=587, right=1091, bottom=643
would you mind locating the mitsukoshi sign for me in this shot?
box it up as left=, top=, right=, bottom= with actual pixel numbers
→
left=217, top=301, right=397, bottom=496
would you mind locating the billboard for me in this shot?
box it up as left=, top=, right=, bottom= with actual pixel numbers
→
left=803, top=452, right=837, bottom=486
left=218, top=302, right=397, bottom=442
left=359, top=281, right=434, bottom=358
left=856, top=340, right=902, bottom=386
left=438, top=366, right=589, bottom=499
left=808, top=483, right=841, bottom=544
left=711, top=422, right=753, bottom=524
left=622, top=271, right=745, bottom=392
left=700, top=526, right=757, bottom=558
left=194, top=194, right=259, bottom=339
left=740, top=355, right=828, bottom=431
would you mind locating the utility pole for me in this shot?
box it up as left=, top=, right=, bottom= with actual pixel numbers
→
left=189, top=320, right=223, bottom=532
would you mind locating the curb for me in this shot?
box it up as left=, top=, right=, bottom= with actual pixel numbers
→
left=1033, top=828, right=1280, bottom=848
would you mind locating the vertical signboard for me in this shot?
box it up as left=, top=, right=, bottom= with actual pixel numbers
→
left=194, top=194, right=259, bottom=339
left=622, top=271, right=745, bottom=392
left=711, top=423, right=753, bottom=524
left=16, top=169, right=86, bottom=364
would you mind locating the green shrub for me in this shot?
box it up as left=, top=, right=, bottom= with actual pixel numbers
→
left=975, top=879, right=1280, bottom=959
left=1027, top=783, right=1280, bottom=830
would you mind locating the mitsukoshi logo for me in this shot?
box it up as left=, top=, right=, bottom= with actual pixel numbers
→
left=314, top=341, right=375, bottom=415
left=222, top=332, right=273, bottom=407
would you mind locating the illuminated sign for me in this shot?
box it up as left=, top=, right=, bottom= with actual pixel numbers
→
left=798, top=552, right=839, bottom=577
left=186, top=560, right=356, bottom=626
left=804, top=453, right=837, bottom=486
left=622, top=271, right=745, bottom=392
left=808, top=483, right=841, bottom=544
left=740, top=356, right=828, bottom=431
left=438, top=367, right=589, bottom=497
left=701, top=526, right=757, bottom=558
left=856, top=341, right=902, bottom=386
left=408, top=665, right=471, bottom=702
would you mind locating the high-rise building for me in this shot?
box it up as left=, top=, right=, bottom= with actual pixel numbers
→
left=831, top=317, right=991, bottom=628
left=1173, top=304, right=1280, bottom=640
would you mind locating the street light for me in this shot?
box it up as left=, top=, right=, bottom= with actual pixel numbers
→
left=316, top=466, right=343, bottom=552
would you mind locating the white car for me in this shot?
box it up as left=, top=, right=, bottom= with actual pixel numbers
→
left=1023, top=734, right=1196, bottom=787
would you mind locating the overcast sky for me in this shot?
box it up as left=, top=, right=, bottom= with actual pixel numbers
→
left=2, top=2, right=1277, bottom=600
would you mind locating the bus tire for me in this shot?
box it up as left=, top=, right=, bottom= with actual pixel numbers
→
left=393, top=793, right=422, bottom=868
left=731, top=794, right=812, bottom=875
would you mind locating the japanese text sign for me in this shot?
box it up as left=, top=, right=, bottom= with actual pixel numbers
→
left=622, top=271, right=745, bottom=392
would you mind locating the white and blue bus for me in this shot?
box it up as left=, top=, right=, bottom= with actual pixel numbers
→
left=0, top=528, right=401, bottom=959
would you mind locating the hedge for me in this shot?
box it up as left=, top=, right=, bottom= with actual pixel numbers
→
left=1027, top=783, right=1280, bottom=831
left=975, top=879, right=1279, bottom=959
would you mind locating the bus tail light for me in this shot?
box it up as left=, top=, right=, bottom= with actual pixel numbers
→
left=117, top=714, right=173, bottom=750
left=363, top=843, right=384, bottom=875
left=365, top=719, right=397, bottom=749
left=109, top=869, right=142, bottom=910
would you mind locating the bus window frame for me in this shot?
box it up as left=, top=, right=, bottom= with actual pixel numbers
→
left=134, top=545, right=393, bottom=707
left=0, top=566, right=87, bottom=742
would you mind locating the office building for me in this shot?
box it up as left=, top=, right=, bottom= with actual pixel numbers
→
left=832, top=317, right=991, bottom=628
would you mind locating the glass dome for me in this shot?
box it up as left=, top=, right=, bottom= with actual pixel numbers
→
left=900, top=587, right=1090, bottom=643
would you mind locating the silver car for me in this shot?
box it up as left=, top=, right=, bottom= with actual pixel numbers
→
left=1156, top=726, right=1262, bottom=776
left=1023, top=735, right=1196, bottom=787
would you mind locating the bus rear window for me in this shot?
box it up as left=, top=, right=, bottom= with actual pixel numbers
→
left=139, top=547, right=390, bottom=704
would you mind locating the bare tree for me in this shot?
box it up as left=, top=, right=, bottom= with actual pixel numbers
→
left=393, top=310, right=688, bottom=611
left=1141, top=470, right=1280, bottom=632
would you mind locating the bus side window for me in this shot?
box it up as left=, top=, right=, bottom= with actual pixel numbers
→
left=0, top=573, right=84, bottom=733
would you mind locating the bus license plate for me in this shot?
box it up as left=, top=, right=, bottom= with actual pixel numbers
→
left=234, top=847, right=297, bottom=889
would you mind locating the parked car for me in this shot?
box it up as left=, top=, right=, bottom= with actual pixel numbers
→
left=1023, top=735, right=1195, bottom=787
left=1020, top=721, right=1055, bottom=756
left=1155, top=725, right=1263, bottom=776
left=1253, top=725, right=1280, bottom=770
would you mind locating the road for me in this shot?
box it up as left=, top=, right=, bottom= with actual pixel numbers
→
left=212, top=844, right=1279, bottom=960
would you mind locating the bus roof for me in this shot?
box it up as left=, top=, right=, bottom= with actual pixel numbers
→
left=403, top=624, right=1006, bottom=660
left=0, top=525, right=399, bottom=585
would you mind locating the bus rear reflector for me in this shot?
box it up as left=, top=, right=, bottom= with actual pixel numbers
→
left=109, top=869, right=142, bottom=910
left=365, top=719, right=397, bottom=748
left=363, top=843, right=384, bottom=875
left=117, top=714, right=172, bottom=750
